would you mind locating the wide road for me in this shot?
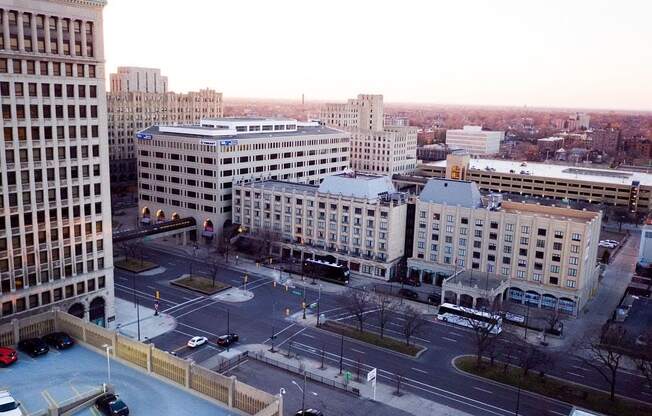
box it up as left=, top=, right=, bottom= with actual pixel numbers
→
left=112, top=245, right=650, bottom=416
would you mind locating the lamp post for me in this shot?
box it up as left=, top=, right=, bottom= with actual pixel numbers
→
left=131, top=272, right=141, bottom=341
left=339, top=334, right=344, bottom=375
left=102, top=344, right=113, bottom=385
left=226, top=309, right=231, bottom=352
left=271, top=302, right=277, bottom=353
left=302, top=285, right=307, bottom=320
left=316, top=284, right=322, bottom=327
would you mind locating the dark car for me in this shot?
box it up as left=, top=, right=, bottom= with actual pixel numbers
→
left=401, top=278, right=421, bottom=287
left=0, top=347, right=17, bottom=367
left=294, top=409, right=324, bottom=416
left=216, top=334, right=239, bottom=347
left=427, top=294, right=440, bottom=305
left=42, top=332, right=75, bottom=350
left=17, top=338, right=49, bottom=357
left=398, top=288, right=419, bottom=300
left=95, top=393, right=129, bottom=416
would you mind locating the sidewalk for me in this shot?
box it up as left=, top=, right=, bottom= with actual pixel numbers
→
left=114, top=297, right=176, bottom=341
left=245, top=343, right=473, bottom=416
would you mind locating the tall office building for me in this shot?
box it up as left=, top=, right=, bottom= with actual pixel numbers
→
left=136, top=118, right=350, bottom=238
left=107, top=67, right=222, bottom=183
left=321, top=94, right=417, bottom=175
left=445, top=126, right=505, bottom=156
left=109, top=66, right=167, bottom=94
left=0, top=0, right=114, bottom=326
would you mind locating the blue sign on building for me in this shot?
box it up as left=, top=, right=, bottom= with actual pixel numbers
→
left=136, top=133, right=152, bottom=140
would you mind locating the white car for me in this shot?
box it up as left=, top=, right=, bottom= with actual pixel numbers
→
left=604, top=240, right=620, bottom=246
left=187, top=336, right=208, bottom=348
left=599, top=241, right=616, bottom=248
left=0, top=391, right=21, bottom=416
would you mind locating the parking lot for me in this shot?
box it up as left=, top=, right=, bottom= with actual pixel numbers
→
left=0, top=344, right=235, bottom=416
left=224, top=359, right=411, bottom=416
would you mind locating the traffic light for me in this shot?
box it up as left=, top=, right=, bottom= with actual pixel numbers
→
left=243, top=273, right=248, bottom=283
left=155, top=290, right=160, bottom=300
left=273, top=280, right=277, bottom=288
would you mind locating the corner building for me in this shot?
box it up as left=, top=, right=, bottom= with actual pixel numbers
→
left=408, top=178, right=601, bottom=315
left=0, top=0, right=114, bottom=325
left=136, top=118, right=350, bottom=238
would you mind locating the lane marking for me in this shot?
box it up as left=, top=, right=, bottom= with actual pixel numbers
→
left=473, top=387, right=493, bottom=394
left=276, top=327, right=306, bottom=349
left=172, top=299, right=226, bottom=319
left=411, top=367, right=428, bottom=374
left=264, top=323, right=296, bottom=343
left=301, top=333, right=315, bottom=339
left=442, top=337, right=458, bottom=342
left=350, top=348, right=366, bottom=355
left=146, top=285, right=157, bottom=290
left=571, top=365, right=587, bottom=372
left=567, top=372, right=584, bottom=378
left=161, top=296, right=205, bottom=313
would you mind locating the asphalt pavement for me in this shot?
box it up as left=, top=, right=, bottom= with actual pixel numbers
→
left=111, top=242, right=651, bottom=416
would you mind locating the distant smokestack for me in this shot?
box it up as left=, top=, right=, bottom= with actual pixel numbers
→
left=301, top=93, right=305, bottom=106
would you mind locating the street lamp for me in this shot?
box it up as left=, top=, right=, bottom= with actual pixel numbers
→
left=291, top=371, right=317, bottom=416
left=102, top=344, right=113, bottom=385
left=131, top=272, right=141, bottom=341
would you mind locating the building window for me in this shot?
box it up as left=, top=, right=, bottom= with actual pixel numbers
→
left=566, top=280, right=577, bottom=288
left=550, top=265, right=560, bottom=273
left=568, top=268, right=577, bottom=277
left=571, top=233, right=581, bottom=241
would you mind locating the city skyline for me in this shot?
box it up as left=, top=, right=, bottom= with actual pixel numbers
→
left=104, top=0, right=652, bottom=111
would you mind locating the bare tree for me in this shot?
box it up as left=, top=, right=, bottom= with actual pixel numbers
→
left=514, top=341, right=549, bottom=376
left=215, top=235, right=232, bottom=263
left=338, top=290, right=372, bottom=333
left=575, top=324, right=629, bottom=401
left=635, top=330, right=652, bottom=389
left=543, top=310, right=563, bottom=342
left=375, top=292, right=396, bottom=339
left=401, top=306, right=427, bottom=346
left=210, top=257, right=221, bottom=288
left=459, top=304, right=503, bottom=368
left=254, top=228, right=282, bottom=258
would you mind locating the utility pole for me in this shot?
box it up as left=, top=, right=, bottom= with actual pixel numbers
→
left=339, top=334, right=344, bottom=375
left=227, top=309, right=231, bottom=352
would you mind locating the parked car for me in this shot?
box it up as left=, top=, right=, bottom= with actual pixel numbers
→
left=398, top=288, right=419, bottom=300
left=294, top=409, right=323, bottom=416
left=42, top=332, right=75, bottom=350
left=95, top=393, right=129, bottom=416
left=0, top=391, right=21, bottom=416
left=187, top=336, right=208, bottom=348
left=401, top=278, right=421, bottom=287
left=17, top=338, right=49, bottom=357
left=604, top=239, right=620, bottom=246
left=0, top=347, right=17, bottom=367
left=599, top=241, right=616, bottom=248
left=216, top=334, right=239, bottom=347
left=427, top=294, right=440, bottom=305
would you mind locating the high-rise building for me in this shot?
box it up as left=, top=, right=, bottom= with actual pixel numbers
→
left=445, top=126, right=505, bottom=155
left=109, top=66, right=167, bottom=94
left=136, top=118, right=350, bottom=238
left=321, top=94, right=417, bottom=175
left=0, top=0, right=114, bottom=326
left=107, top=67, right=222, bottom=184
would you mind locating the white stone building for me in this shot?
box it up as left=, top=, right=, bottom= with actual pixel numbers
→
left=109, top=66, right=167, bottom=94
left=321, top=94, right=417, bottom=175
left=233, top=174, right=408, bottom=280
left=408, top=178, right=601, bottom=315
left=136, top=118, right=350, bottom=238
left=445, top=125, right=505, bottom=156
left=0, top=0, right=114, bottom=326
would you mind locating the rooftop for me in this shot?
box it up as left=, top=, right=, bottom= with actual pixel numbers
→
left=423, top=158, right=652, bottom=186
left=419, top=178, right=483, bottom=208
left=137, top=123, right=345, bottom=141
left=240, top=173, right=404, bottom=203
left=445, top=270, right=508, bottom=292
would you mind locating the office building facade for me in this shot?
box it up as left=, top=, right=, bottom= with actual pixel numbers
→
left=233, top=174, right=407, bottom=280
left=445, top=125, right=505, bottom=156
left=136, top=118, right=350, bottom=238
left=0, top=0, right=114, bottom=325
left=321, top=94, right=417, bottom=175
left=107, top=67, right=222, bottom=183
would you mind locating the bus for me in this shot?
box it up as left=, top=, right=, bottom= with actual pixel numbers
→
left=303, top=258, right=350, bottom=285
left=437, top=303, right=502, bottom=334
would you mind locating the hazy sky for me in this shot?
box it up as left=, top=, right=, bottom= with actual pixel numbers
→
left=104, top=0, right=652, bottom=110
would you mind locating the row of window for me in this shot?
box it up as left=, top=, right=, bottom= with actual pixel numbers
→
left=3, top=125, right=100, bottom=142
left=2, top=103, right=99, bottom=120
left=0, top=58, right=96, bottom=77
left=0, top=276, right=106, bottom=319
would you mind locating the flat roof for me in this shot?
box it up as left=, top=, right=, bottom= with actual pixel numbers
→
left=424, top=158, right=652, bottom=186
left=138, top=124, right=346, bottom=140
left=446, top=270, right=508, bottom=292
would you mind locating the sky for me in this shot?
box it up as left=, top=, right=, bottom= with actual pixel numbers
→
left=103, top=0, right=652, bottom=111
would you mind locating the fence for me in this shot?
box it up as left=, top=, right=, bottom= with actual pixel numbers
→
left=250, top=350, right=360, bottom=396
left=1, top=310, right=281, bottom=416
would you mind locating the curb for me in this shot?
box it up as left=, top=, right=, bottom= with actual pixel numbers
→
left=450, top=354, right=652, bottom=409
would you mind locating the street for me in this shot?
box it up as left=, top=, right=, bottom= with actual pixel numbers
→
left=112, top=243, right=651, bottom=416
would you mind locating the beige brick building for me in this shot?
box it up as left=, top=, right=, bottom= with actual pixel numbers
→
left=233, top=174, right=408, bottom=280
left=107, top=67, right=222, bottom=183
left=321, top=94, right=417, bottom=175
left=136, top=118, right=350, bottom=238
left=0, top=0, right=114, bottom=325
left=408, top=178, right=602, bottom=315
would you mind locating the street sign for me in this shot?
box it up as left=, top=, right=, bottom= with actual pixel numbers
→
left=344, top=371, right=352, bottom=383
left=367, top=368, right=377, bottom=382
left=292, top=290, right=303, bottom=296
